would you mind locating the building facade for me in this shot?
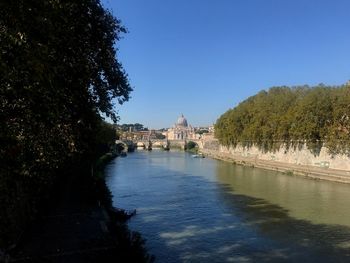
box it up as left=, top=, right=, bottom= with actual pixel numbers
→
left=166, top=114, right=198, bottom=140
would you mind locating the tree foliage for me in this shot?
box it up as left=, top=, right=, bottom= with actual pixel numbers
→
left=0, top=0, right=131, bottom=247
left=215, top=84, right=350, bottom=156
left=118, top=123, right=149, bottom=132
left=186, top=141, right=198, bottom=150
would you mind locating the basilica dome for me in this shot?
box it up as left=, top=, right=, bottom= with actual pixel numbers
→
left=176, top=114, right=188, bottom=127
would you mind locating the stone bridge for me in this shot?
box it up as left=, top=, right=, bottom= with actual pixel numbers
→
left=115, top=139, right=136, bottom=152
left=134, top=139, right=204, bottom=150
left=115, top=138, right=209, bottom=153
left=135, top=139, right=169, bottom=149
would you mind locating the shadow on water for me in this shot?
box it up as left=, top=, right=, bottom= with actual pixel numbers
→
left=214, top=185, right=350, bottom=262
left=106, top=151, right=350, bottom=263
left=149, top=185, right=350, bottom=262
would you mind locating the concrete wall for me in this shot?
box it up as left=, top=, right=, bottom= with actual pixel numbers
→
left=201, top=139, right=350, bottom=171
left=168, top=140, right=186, bottom=149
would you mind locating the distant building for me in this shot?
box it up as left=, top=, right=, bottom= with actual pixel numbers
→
left=166, top=114, right=198, bottom=140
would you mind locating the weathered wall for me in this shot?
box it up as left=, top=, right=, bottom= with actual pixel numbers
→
left=169, top=140, right=186, bottom=149
left=200, top=139, right=350, bottom=171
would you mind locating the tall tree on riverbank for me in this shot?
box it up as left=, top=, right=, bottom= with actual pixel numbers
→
left=215, top=84, right=350, bottom=155
left=0, top=0, right=131, bottom=247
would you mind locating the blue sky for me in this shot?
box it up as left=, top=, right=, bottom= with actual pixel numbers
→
left=102, top=0, right=350, bottom=129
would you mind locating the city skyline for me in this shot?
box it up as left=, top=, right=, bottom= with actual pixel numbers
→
left=102, top=0, right=350, bottom=129
left=117, top=113, right=213, bottom=130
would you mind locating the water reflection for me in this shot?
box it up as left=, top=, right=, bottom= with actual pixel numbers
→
left=106, top=151, right=350, bottom=262
left=215, top=161, right=350, bottom=226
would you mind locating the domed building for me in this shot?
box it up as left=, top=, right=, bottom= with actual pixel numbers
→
left=166, top=114, right=197, bottom=140
left=176, top=114, right=188, bottom=127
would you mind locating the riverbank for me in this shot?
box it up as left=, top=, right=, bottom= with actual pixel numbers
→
left=6, top=155, right=153, bottom=263
left=201, top=148, right=350, bottom=184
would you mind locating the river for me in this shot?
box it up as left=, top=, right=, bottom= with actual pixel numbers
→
left=105, top=150, right=350, bottom=262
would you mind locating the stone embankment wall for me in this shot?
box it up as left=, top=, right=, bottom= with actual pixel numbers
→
left=199, top=138, right=350, bottom=183
left=169, top=140, right=186, bottom=149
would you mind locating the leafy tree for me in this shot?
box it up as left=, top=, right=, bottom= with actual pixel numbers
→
left=325, top=85, right=350, bottom=155
left=95, top=121, right=118, bottom=156
left=118, top=123, right=149, bottom=131
left=0, top=0, right=131, bottom=247
left=195, top=129, right=209, bottom=134
left=155, top=133, right=166, bottom=139
left=215, top=84, right=350, bottom=156
left=186, top=141, right=198, bottom=150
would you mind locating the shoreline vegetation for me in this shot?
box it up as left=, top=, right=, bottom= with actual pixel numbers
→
left=212, top=84, right=350, bottom=184
left=185, top=141, right=199, bottom=153
left=3, top=153, right=154, bottom=262
left=0, top=0, right=154, bottom=261
left=215, top=84, right=350, bottom=157
left=89, top=153, right=155, bottom=262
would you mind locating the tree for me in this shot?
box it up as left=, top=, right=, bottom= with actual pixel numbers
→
left=186, top=141, right=198, bottom=150
left=0, top=0, right=131, bottom=247
left=215, top=84, right=350, bottom=155
left=118, top=123, right=149, bottom=131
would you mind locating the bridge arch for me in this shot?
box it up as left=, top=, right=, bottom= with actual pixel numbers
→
left=115, top=140, right=128, bottom=152
left=186, top=140, right=199, bottom=150
left=136, top=141, right=146, bottom=149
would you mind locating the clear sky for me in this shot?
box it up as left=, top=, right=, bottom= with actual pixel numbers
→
left=101, top=0, right=350, bottom=129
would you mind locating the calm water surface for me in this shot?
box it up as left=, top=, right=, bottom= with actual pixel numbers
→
left=106, top=150, right=350, bottom=262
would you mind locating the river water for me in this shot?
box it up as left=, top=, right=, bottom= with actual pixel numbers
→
left=105, top=150, right=350, bottom=262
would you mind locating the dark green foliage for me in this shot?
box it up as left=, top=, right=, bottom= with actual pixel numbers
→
left=195, top=129, right=209, bottom=134
left=95, top=121, right=117, bottom=157
left=118, top=123, right=149, bottom=131
left=186, top=141, right=198, bottom=150
left=92, top=155, right=154, bottom=262
left=215, top=84, right=350, bottom=156
left=155, top=133, right=166, bottom=139
left=0, top=0, right=131, bottom=247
